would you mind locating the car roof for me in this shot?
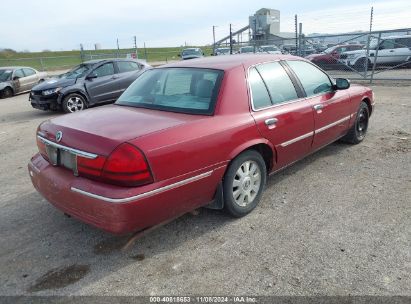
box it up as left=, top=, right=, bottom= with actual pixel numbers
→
left=0, top=66, right=34, bottom=70
left=382, top=35, right=411, bottom=39
left=159, top=54, right=299, bottom=71
left=83, top=58, right=150, bottom=66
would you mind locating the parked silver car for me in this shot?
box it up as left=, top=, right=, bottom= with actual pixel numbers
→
left=0, top=67, right=48, bottom=98
left=340, top=35, right=411, bottom=69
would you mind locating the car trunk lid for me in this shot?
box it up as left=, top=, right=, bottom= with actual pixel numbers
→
left=38, top=104, right=201, bottom=156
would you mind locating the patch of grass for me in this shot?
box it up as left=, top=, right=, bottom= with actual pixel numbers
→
left=0, top=46, right=214, bottom=71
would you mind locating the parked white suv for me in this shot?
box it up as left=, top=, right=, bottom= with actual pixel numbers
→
left=340, top=35, right=411, bottom=69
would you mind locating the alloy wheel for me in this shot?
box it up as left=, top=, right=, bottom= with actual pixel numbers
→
left=356, top=107, right=369, bottom=140
left=232, top=160, right=261, bottom=207
left=66, top=96, right=84, bottom=112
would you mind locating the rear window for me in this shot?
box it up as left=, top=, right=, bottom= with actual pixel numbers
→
left=117, top=68, right=224, bottom=115
left=117, top=61, right=141, bottom=73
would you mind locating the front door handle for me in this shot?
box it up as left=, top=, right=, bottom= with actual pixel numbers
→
left=313, top=104, right=323, bottom=111
left=265, top=118, right=278, bottom=126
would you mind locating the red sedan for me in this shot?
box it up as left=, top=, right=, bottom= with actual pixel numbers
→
left=306, top=44, right=364, bottom=68
left=28, top=54, right=374, bottom=234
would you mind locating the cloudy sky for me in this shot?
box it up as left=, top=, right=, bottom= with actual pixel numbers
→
left=1, top=0, right=410, bottom=51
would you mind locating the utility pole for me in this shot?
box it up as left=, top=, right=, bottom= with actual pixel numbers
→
left=229, top=23, right=233, bottom=54
left=212, top=26, right=216, bottom=55
left=298, top=22, right=303, bottom=56
left=133, top=36, right=138, bottom=59
left=116, top=38, right=120, bottom=58
left=364, top=6, right=374, bottom=77
left=80, top=43, right=84, bottom=62
left=294, top=15, right=298, bottom=56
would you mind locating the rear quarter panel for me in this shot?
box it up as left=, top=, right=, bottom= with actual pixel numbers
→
left=347, top=85, right=374, bottom=127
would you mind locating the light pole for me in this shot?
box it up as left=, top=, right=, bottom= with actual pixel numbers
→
left=212, top=25, right=217, bottom=55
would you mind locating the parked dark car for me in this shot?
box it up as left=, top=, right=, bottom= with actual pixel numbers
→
left=29, top=54, right=374, bottom=234
left=179, top=48, right=204, bottom=60
left=0, top=67, right=48, bottom=98
left=30, top=59, right=150, bottom=112
left=306, top=44, right=364, bottom=69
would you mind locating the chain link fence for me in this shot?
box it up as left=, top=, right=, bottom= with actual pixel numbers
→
left=214, top=27, right=411, bottom=83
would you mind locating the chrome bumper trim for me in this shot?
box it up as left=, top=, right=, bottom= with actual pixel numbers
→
left=315, top=115, right=351, bottom=134
left=71, top=170, right=213, bottom=203
left=37, top=136, right=98, bottom=159
left=280, top=131, right=314, bottom=147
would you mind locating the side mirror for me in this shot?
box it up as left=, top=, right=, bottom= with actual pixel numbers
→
left=13, top=76, right=19, bottom=81
left=86, top=73, right=97, bottom=80
left=334, top=78, right=350, bottom=90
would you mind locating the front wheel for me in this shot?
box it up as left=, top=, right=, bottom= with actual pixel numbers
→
left=342, top=101, right=369, bottom=144
left=1, top=87, right=13, bottom=99
left=62, top=93, right=87, bottom=113
left=223, top=150, right=267, bottom=217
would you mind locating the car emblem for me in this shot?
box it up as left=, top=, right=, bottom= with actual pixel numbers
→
left=56, top=131, right=63, bottom=142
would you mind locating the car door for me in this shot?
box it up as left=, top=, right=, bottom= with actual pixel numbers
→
left=11, top=69, right=26, bottom=93
left=113, top=61, right=143, bottom=98
left=377, top=39, right=396, bottom=63
left=22, top=68, right=40, bottom=90
left=249, top=61, right=315, bottom=169
left=85, top=62, right=117, bottom=104
left=392, top=38, right=411, bottom=63
left=286, top=60, right=351, bottom=151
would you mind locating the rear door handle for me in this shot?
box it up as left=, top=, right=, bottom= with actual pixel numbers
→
left=313, top=104, right=323, bottom=111
left=265, top=118, right=278, bottom=126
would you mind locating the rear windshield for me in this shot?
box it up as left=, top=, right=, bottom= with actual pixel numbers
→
left=261, top=46, right=278, bottom=51
left=182, top=49, right=202, bottom=56
left=117, top=68, right=224, bottom=115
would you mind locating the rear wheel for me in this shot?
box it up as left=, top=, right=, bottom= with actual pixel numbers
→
left=62, top=93, right=87, bottom=113
left=342, top=101, right=369, bottom=144
left=1, top=87, right=13, bottom=99
left=223, top=150, right=267, bottom=217
left=354, top=58, right=371, bottom=72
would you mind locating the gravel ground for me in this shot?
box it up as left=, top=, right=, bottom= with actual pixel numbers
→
left=0, top=84, right=410, bottom=297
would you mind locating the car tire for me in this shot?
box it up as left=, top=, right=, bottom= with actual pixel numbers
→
left=223, top=150, right=267, bottom=217
left=354, top=58, right=371, bottom=71
left=342, top=101, right=369, bottom=144
left=62, top=93, right=87, bottom=113
left=1, top=87, right=13, bottom=99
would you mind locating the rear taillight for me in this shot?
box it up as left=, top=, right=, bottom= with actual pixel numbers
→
left=77, top=156, right=106, bottom=178
left=77, top=143, right=153, bottom=187
left=36, top=137, right=48, bottom=160
left=101, top=143, right=153, bottom=187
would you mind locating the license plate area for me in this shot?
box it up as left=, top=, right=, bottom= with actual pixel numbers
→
left=45, top=144, right=78, bottom=175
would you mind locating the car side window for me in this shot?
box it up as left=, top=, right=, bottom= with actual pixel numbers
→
left=93, top=63, right=114, bottom=77
left=117, top=61, right=141, bottom=73
left=379, top=39, right=395, bottom=50
left=256, top=62, right=298, bottom=104
left=23, top=68, right=36, bottom=76
left=13, top=69, right=25, bottom=79
left=287, top=60, right=333, bottom=97
left=394, top=38, right=411, bottom=49
left=249, top=67, right=271, bottom=110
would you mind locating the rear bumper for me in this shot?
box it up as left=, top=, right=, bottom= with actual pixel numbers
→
left=28, top=153, right=225, bottom=234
